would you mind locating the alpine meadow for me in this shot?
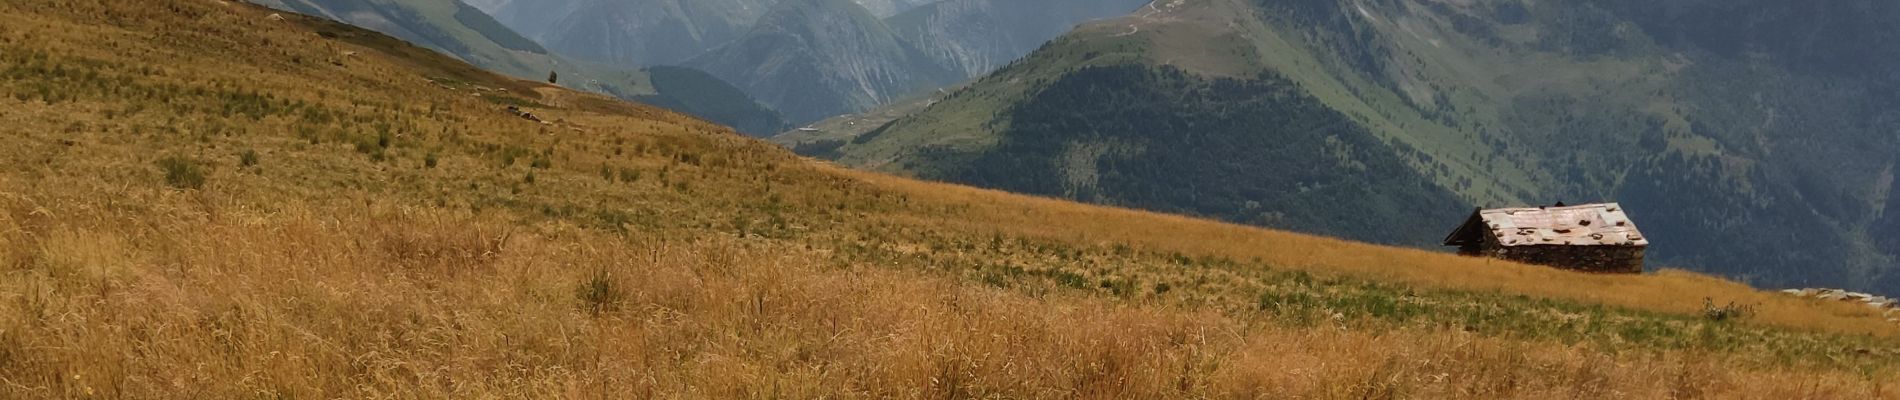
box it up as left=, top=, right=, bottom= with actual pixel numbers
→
left=2, top=0, right=1899, bottom=399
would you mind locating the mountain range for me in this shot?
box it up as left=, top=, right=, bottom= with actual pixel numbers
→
left=479, top=0, right=779, bottom=68
left=683, top=0, right=960, bottom=124
left=476, top=0, right=1146, bottom=125
left=255, top=0, right=789, bottom=135
left=789, top=0, right=1900, bottom=293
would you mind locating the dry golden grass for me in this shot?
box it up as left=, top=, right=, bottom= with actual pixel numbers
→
left=0, top=0, right=1896, bottom=398
left=1, top=196, right=1893, bottom=399
left=846, top=168, right=1900, bottom=337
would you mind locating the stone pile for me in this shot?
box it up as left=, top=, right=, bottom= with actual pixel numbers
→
left=505, top=105, right=545, bottom=124
left=1781, top=288, right=1900, bottom=321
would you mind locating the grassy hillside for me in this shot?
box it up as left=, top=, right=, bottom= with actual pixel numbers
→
left=3, top=0, right=1900, bottom=397
left=815, top=0, right=1900, bottom=293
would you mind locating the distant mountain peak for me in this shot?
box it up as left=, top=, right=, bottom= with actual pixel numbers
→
left=686, top=0, right=952, bottom=124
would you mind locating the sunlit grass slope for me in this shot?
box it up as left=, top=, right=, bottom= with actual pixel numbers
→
left=0, top=0, right=1896, bottom=398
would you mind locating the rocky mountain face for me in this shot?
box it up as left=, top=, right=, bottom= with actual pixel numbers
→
left=477, top=0, right=925, bottom=68
left=798, top=0, right=1900, bottom=293
left=684, top=0, right=958, bottom=125
left=888, top=0, right=1149, bottom=78
left=488, top=0, right=778, bottom=68
left=476, top=0, right=1143, bottom=125
left=687, top=0, right=1146, bottom=125
left=851, top=0, right=937, bottom=17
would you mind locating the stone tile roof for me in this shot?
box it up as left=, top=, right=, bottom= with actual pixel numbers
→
left=1477, top=203, right=1646, bottom=247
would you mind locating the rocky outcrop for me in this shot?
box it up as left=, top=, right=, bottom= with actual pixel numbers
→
left=1782, top=288, right=1900, bottom=322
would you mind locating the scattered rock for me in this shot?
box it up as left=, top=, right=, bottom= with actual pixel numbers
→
left=504, top=105, right=543, bottom=123
left=1783, top=288, right=1900, bottom=323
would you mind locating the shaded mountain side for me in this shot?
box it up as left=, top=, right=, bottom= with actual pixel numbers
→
left=685, top=0, right=959, bottom=125
left=819, top=0, right=1900, bottom=292
left=256, top=0, right=551, bottom=77
left=629, top=66, right=790, bottom=136
left=459, top=0, right=510, bottom=13
left=901, top=65, right=1467, bottom=246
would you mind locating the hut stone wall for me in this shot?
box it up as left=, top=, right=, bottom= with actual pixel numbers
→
left=1462, top=229, right=1645, bottom=273
left=1485, top=244, right=1645, bottom=274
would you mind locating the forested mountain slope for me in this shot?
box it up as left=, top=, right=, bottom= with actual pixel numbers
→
left=808, top=0, right=1900, bottom=293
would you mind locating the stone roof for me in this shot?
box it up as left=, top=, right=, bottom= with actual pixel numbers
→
left=1445, top=203, right=1647, bottom=247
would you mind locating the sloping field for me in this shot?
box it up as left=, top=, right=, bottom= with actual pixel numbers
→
left=0, top=0, right=1895, bottom=398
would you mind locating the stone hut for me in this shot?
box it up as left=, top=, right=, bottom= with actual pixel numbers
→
left=1442, top=203, right=1648, bottom=273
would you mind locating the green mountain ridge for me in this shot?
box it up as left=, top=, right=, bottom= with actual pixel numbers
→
left=803, top=0, right=1900, bottom=293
